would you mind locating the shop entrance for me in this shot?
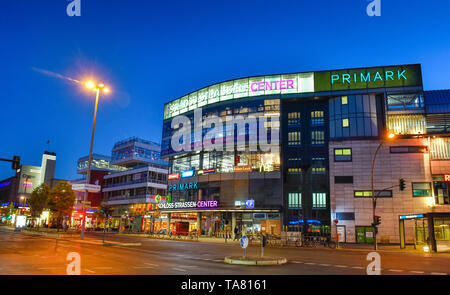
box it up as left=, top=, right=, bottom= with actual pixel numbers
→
left=356, top=226, right=374, bottom=244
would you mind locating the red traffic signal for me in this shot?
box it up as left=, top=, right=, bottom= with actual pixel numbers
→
left=375, top=215, right=381, bottom=225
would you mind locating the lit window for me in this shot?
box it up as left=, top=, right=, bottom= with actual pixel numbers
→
left=287, top=158, right=302, bottom=174
left=288, top=131, right=301, bottom=146
left=312, top=157, right=326, bottom=174
left=288, top=192, right=301, bottom=209
left=312, top=193, right=327, bottom=208
left=288, top=112, right=301, bottom=125
left=412, top=183, right=432, bottom=197
left=342, top=118, right=349, bottom=127
left=341, top=96, right=348, bottom=105
left=312, top=130, right=325, bottom=145
left=354, top=190, right=393, bottom=198
left=311, top=111, right=324, bottom=126
left=334, top=148, right=352, bottom=161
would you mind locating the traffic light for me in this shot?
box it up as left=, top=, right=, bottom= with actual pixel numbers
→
left=399, top=178, right=405, bottom=191
left=374, top=215, right=381, bottom=225
left=12, top=156, right=20, bottom=170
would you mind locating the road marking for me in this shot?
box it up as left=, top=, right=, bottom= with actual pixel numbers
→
left=319, top=264, right=331, bottom=267
left=84, top=269, right=96, bottom=274
left=212, top=259, right=223, bottom=262
left=351, top=266, right=364, bottom=270
left=291, top=261, right=303, bottom=264
left=431, top=272, right=447, bottom=275
left=134, top=266, right=155, bottom=269
left=305, top=262, right=316, bottom=265
left=38, top=267, right=60, bottom=270
left=144, top=263, right=159, bottom=267
left=410, top=271, right=424, bottom=274
left=335, top=265, right=348, bottom=268
left=388, top=269, right=403, bottom=272
left=173, top=267, right=187, bottom=272
left=92, top=267, right=113, bottom=270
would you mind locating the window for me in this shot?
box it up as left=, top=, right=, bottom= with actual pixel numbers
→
left=334, top=148, right=352, bottom=161
left=288, top=131, right=301, bottom=146
left=288, top=192, right=301, bottom=209
left=288, top=112, right=301, bottom=126
left=412, top=182, right=432, bottom=197
left=335, top=176, right=353, bottom=183
left=354, top=190, right=393, bottom=198
left=390, top=146, right=428, bottom=153
left=312, top=157, right=326, bottom=174
left=336, top=212, right=355, bottom=220
left=287, top=158, right=302, bottom=174
left=387, top=114, right=426, bottom=135
left=313, top=193, right=327, bottom=208
left=342, top=118, right=349, bottom=128
left=311, top=130, right=325, bottom=145
left=341, top=96, right=348, bottom=105
left=311, top=111, right=324, bottom=126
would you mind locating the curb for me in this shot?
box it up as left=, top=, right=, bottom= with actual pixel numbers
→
left=224, top=256, right=287, bottom=266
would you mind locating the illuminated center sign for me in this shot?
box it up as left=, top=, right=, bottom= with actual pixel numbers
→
left=163, top=65, right=421, bottom=120
left=158, top=200, right=218, bottom=209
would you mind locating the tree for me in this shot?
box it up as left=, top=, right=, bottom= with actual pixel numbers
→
left=28, top=184, right=50, bottom=229
left=48, top=181, right=76, bottom=231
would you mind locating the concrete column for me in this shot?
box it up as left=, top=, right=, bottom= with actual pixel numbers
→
left=197, top=212, right=201, bottom=234
left=232, top=212, right=236, bottom=239
left=167, top=213, right=171, bottom=232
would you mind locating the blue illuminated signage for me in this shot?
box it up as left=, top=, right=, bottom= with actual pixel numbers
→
left=399, top=214, right=424, bottom=220
left=289, top=219, right=322, bottom=225
left=168, top=182, right=198, bottom=192
left=0, top=180, right=11, bottom=188
left=181, top=170, right=195, bottom=178
left=244, top=200, right=255, bottom=208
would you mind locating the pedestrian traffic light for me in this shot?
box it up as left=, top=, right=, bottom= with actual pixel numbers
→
left=375, top=215, right=381, bottom=225
left=399, top=178, right=405, bottom=191
left=12, top=156, right=20, bottom=170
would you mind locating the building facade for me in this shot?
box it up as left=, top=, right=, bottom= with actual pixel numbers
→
left=75, top=137, right=168, bottom=232
left=160, top=64, right=450, bottom=247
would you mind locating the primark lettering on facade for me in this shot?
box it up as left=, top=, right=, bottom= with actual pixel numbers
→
left=331, top=70, right=407, bottom=85
left=168, top=182, right=198, bottom=191
left=158, top=200, right=219, bottom=209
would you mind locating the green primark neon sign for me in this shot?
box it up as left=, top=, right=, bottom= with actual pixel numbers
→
left=331, top=70, right=407, bottom=84
left=314, top=64, right=422, bottom=92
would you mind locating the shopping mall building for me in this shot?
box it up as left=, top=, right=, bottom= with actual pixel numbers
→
left=160, top=64, right=450, bottom=250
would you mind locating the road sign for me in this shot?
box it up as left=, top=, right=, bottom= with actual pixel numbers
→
left=240, top=235, right=249, bottom=249
left=244, top=200, right=255, bottom=208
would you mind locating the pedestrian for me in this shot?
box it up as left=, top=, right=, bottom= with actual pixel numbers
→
left=234, top=226, right=239, bottom=241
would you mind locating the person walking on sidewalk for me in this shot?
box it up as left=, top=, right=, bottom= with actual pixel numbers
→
left=234, top=226, right=239, bottom=241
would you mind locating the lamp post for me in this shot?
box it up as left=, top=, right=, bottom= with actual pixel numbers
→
left=80, top=81, right=109, bottom=240
left=371, top=132, right=395, bottom=250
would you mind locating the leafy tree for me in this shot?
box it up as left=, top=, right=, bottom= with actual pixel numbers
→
left=28, top=184, right=50, bottom=229
left=48, top=181, right=76, bottom=231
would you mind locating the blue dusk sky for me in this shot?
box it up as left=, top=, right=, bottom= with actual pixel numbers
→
left=0, top=0, right=449, bottom=180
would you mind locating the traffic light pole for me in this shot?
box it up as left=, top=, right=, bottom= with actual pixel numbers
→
left=371, top=141, right=384, bottom=251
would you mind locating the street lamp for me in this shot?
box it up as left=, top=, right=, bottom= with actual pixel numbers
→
left=371, top=131, right=396, bottom=250
left=80, top=81, right=110, bottom=240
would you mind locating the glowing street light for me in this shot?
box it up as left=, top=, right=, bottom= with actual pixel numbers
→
left=80, top=80, right=110, bottom=240
left=371, top=131, right=397, bottom=250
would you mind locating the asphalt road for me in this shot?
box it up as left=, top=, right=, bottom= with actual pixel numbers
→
left=0, top=227, right=448, bottom=275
